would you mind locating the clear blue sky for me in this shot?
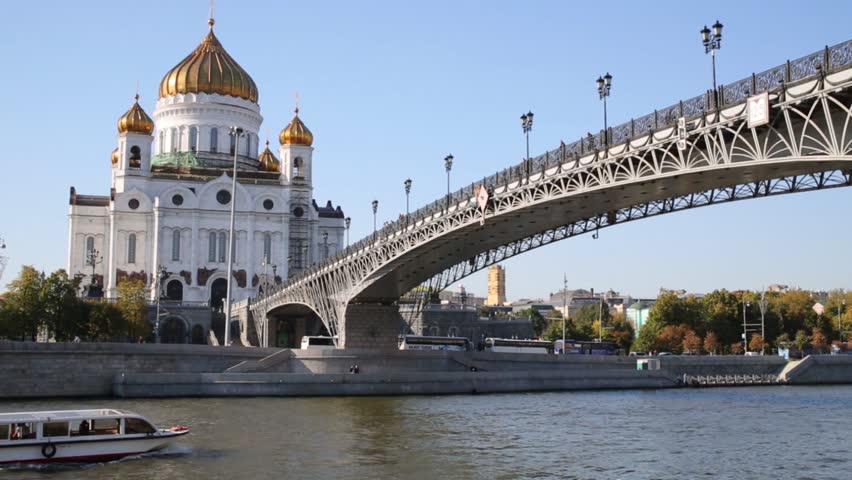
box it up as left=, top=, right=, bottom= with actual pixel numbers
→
left=1, top=0, right=850, bottom=300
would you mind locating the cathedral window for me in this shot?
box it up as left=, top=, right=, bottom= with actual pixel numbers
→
left=129, top=146, right=141, bottom=168
left=208, top=232, right=216, bottom=262
left=159, top=131, right=165, bottom=154
left=172, top=230, right=181, bottom=261
left=170, top=128, right=177, bottom=153
left=263, top=234, right=272, bottom=264
left=244, top=134, right=252, bottom=157
left=229, top=132, right=236, bottom=156
left=210, top=128, right=218, bottom=153
left=218, top=233, right=226, bottom=263
left=85, top=237, right=94, bottom=266
left=189, top=127, right=198, bottom=153
left=128, top=233, right=137, bottom=264
left=292, top=157, right=303, bottom=178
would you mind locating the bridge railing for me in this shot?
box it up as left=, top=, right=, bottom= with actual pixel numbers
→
left=266, top=38, right=852, bottom=294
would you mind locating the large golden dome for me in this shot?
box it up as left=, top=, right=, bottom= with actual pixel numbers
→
left=258, top=141, right=280, bottom=172
left=279, top=108, right=313, bottom=146
left=159, top=19, right=258, bottom=103
left=117, top=95, right=155, bottom=135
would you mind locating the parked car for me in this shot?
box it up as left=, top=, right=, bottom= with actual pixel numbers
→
left=628, top=351, right=648, bottom=357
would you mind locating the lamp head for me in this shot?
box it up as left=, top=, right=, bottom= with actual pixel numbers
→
left=596, top=76, right=604, bottom=91
left=700, top=25, right=711, bottom=45
left=371, top=200, right=378, bottom=212
left=345, top=217, right=351, bottom=228
left=444, top=154, right=453, bottom=170
left=404, top=178, right=412, bottom=191
left=604, top=72, right=612, bottom=87
left=712, top=20, right=723, bottom=39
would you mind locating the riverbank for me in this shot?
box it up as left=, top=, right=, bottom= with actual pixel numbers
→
left=2, top=341, right=851, bottom=398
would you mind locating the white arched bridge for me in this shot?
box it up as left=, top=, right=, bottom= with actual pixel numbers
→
left=236, top=39, right=852, bottom=349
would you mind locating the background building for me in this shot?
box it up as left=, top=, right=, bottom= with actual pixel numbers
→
left=486, top=265, right=506, bottom=306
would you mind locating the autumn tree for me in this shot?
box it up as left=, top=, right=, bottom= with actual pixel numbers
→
left=683, top=329, right=703, bottom=354
left=731, top=342, right=743, bottom=355
left=657, top=324, right=689, bottom=353
left=703, top=331, right=720, bottom=355
left=811, top=328, right=827, bottom=353
left=748, top=333, right=766, bottom=354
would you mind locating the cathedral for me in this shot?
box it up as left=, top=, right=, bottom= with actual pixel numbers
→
left=66, top=17, right=346, bottom=315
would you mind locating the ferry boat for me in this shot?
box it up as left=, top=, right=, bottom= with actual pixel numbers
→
left=0, top=409, right=189, bottom=464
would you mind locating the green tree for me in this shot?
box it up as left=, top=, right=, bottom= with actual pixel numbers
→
left=702, top=289, right=742, bottom=347
left=542, top=317, right=579, bottom=342
left=0, top=266, right=46, bottom=340
left=86, top=301, right=127, bottom=341
left=116, top=279, right=149, bottom=341
left=40, top=269, right=85, bottom=341
left=794, top=329, right=810, bottom=357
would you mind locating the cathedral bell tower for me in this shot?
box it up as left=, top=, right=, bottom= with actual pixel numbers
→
left=113, top=95, right=154, bottom=180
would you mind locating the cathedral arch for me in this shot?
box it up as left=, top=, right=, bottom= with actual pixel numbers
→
left=166, top=279, right=183, bottom=301
left=197, top=175, right=253, bottom=211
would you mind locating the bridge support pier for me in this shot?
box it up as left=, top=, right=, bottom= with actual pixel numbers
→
left=340, top=303, right=404, bottom=350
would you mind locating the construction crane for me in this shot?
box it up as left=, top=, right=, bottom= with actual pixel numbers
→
left=0, top=237, right=7, bottom=284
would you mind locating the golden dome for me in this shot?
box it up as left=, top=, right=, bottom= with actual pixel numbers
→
left=111, top=147, right=119, bottom=166
left=117, top=95, right=155, bottom=135
left=159, top=20, right=258, bottom=103
left=258, top=141, right=280, bottom=172
left=279, top=108, right=313, bottom=146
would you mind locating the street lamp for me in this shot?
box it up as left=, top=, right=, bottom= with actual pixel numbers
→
left=272, top=264, right=278, bottom=285
left=224, top=126, right=244, bottom=348
left=742, top=300, right=750, bottom=353
left=839, top=299, right=847, bottom=342
left=322, top=231, right=329, bottom=260
left=345, top=217, right=351, bottom=247
left=444, top=155, right=453, bottom=210
left=520, top=111, right=533, bottom=178
left=404, top=178, right=412, bottom=222
left=154, top=264, right=168, bottom=344
left=700, top=20, right=724, bottom=107
left=371, top=200, right=379, bottom=240
left=596, top=73, right=612, bottom=146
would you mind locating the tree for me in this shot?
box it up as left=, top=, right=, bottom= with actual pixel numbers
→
left=703, top=331, right=720, bottom=355
left=775, top=332, right=791, bottom=349
left=683, top=329, right=703, bottom=354
left=86, top=301, right=127, bottom=341
left=811, top=328, right=827, bottom=353
left=40, top=269, right=85, bottom=341
left=647, top=292, right=703, bottom=330
left=542, top=317, right=579, bottom=342
left=794, top=330, right=810, bottom=357
left=731, top=342, right=743, bottom=355
left=0, top=266, right=45, bottom=340
left=116, top=279, right=149, bottom=341
left=702, top=289, right=744, bottom=347
left=749, top=333, right=766, bottom=354
left=657, top=324, right=689, bottom=353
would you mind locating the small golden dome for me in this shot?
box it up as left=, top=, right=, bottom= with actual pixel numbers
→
left=159, top=21, right=258, bottom=103
left=279, top=108, right=313, bottom=146
left=258, top=141, right=280, bottom=172
left=111, top=147, right=119, bottom=166
left=117, top=95, right=155, bottom=135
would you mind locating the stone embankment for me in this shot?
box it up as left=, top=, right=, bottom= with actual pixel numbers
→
left=1, top=341, right=850, bottom=398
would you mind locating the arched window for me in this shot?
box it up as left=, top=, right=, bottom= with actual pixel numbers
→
left=263, top=233, right=272, bottom=264
left=127, top=233, right=137, bottom=264
left=218, top=232, right=227, bottom=262
left=189, top=127, right=198, bottom=153
left=129, top=146, right=141, bottom=168
left=172, top=230, right=181, bottom=261
left=210, top=128, right=218, bottom=153
left=208, top=232, right=217, bottom=262
left=448, top=327, right=458, bottom=337
left=85, top=237, right=94, bottom=265
left=170, top=128, right=177, bottom=152
left=292, top=157, right=303, bottom=178
left=159, top=131, right=165, bottom=154
left=244, top=133, right=252, bottom=156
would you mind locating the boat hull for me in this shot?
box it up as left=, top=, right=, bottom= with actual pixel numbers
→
left=0, top=431, right=188, bottom=464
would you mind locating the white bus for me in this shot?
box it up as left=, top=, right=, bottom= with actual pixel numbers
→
left=300, top=336, right=337, bottom=350
left=484, top=338, right=551, bottom=354
left=399, top=335, right=471, bottom=351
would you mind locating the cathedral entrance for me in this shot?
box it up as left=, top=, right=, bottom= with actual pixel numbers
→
left=210, top=278, right=227, bottom=312
left=166, top=280, right=183, bottom=301
left=160, top=316, right=188, bottom=344
left=191, top=324, right=205, bottom=344
left=268, top=304, right=329, bottom=348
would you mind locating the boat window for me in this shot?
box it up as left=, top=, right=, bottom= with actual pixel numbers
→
left=91, top=418, right=120, bottom=435
left=10, top=423, right=36, bottom=440
left=71, top=420, right=92, bottom=436
left=0, top=424, right=8, bottom=440
left=43, top=421, right=70, bottom=438
left=125, top=417, right=156, bottom=434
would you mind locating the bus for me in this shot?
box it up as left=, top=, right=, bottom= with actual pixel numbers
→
left=484, top=338, right=552, bottom=354
left=300, top=336, right=337, bottom=350
left=399, top=335, right=471, bottom=351
left=554, top=339, right=617, bottom=355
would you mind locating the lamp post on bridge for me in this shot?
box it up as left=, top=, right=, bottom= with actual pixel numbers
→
left=444, top=155, right=453, bottom=211
left=224, top=126, right=244, bottom=348
left=404, top=178, right=412, bottom=223
left=596, top=73, right=612, bottom=147
left=520, top=111, right=533, bottom=179
left=700, top=20, right=724, bottom=107
left=371, top=200, right=379, bottom=240
left=345, top=216, right=351, bottom=247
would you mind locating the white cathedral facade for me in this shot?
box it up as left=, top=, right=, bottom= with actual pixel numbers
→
left=67, top=18, right=346, bottom=311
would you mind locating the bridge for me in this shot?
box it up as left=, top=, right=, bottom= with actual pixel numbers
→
left=236, top=39, right=852, bottom=349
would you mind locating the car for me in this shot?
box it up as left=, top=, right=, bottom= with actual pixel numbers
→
left=628, top=351, right=648, bottom=357
left=657, top=352, right=673, bottom=356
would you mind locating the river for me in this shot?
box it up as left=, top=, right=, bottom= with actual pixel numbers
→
left=1, top=386, right=850, bottom=479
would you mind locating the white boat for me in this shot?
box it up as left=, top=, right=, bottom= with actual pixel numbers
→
left=0, top=409, right=189, bottom=464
